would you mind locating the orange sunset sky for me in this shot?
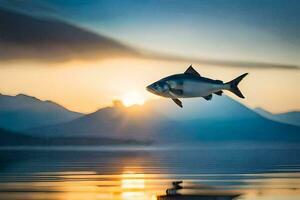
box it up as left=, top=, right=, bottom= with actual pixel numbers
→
left=0, top=0, right=299, bottom=113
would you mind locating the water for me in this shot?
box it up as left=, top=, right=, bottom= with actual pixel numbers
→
left=0, top=144, right=300, bottom=200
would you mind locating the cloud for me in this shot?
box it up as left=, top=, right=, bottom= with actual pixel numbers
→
left=0, top=0, right=61, bottom=18
left=143, top=52, right=300, bottom=70
left=0, top=8, right=298, bottom=70
left=0, top=8, right=138, bottom=62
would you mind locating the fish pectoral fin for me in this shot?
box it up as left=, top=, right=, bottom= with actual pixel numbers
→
left=170, top=88, right=183, bottom=95
left=214, top=91, right=223, bottom=96
left=171, top=98, right=183, bottom=108
left=203, top=94, right=213, bottom=101
left=184, top=65, right=201, bottom=77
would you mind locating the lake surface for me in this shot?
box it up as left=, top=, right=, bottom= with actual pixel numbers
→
left=0, top=144, right=300, bottom=200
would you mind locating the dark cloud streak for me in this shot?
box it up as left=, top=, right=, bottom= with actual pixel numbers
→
left=0, top=8, right=138, bottom=62
left=0, top=8, right=298, bottom=70
left=142, top=52, right=300, bottom=70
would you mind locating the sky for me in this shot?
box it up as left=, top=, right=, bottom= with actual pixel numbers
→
left=0, top=0, right=299, bottom=113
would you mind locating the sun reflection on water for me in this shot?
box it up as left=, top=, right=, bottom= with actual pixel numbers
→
left=121, top=171, right=156, bottom=200
left=1, top=149, right=300, bottom=200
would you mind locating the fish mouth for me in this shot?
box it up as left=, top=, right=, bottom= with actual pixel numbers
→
left=146, top=85, right=154, bottom=93
left=146, top=85, right=157, bottom=94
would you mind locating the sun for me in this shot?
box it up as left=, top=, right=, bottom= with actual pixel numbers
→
left=121, top=91, right=145, bottom=107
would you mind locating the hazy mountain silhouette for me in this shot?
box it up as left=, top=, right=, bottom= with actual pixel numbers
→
left=28, top=97, right=300, bottom=144
left=146, top=96, right=260, bottom=121
left=28, top=100, right=174, bottom=142
left=0, top=127, right=40, bottom=146
left=0, top=127, right=143, bottom=146
left=0, top=93, right=82, bottom=130
left=255, top=107, right=300, bottom=127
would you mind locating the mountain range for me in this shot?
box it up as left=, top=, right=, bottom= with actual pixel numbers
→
left=0, top=93, right=299, bottom=145
left=0, top=93, right=82, bottom=130
left=28, top=96, right=300, bottom=144
left=27, top=100, right=172, bottom=142
left=255, top=107, right=300, bottom=127
left=0, top=127, right=143, bottom=146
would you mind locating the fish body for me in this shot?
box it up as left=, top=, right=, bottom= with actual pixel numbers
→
left=146, top=65, right=248, bottom=107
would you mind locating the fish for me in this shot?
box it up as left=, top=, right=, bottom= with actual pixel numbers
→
left=146, top=65, right=248, bottom=108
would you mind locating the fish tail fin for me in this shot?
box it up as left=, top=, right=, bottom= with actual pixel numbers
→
left=226, top=73, right=248, bottom=98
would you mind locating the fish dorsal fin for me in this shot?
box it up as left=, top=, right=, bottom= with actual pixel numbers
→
left=184, top=65, right=201, bottom=77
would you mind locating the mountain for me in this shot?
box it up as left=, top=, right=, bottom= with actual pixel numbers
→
left=0, top=127, right=143, bottom=146
left=146, top=97, right=300, bottom=143
left=28, top=100, right=173, bottom=141
left=147, top=96, right=260, bottom=121
left=255, top=107, right=300, bottom=127
left=28, top=97, right=300, bottom=144
left=0, top=93, right=82, bottom=130
left=0, top=128, right=40, bottom=146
